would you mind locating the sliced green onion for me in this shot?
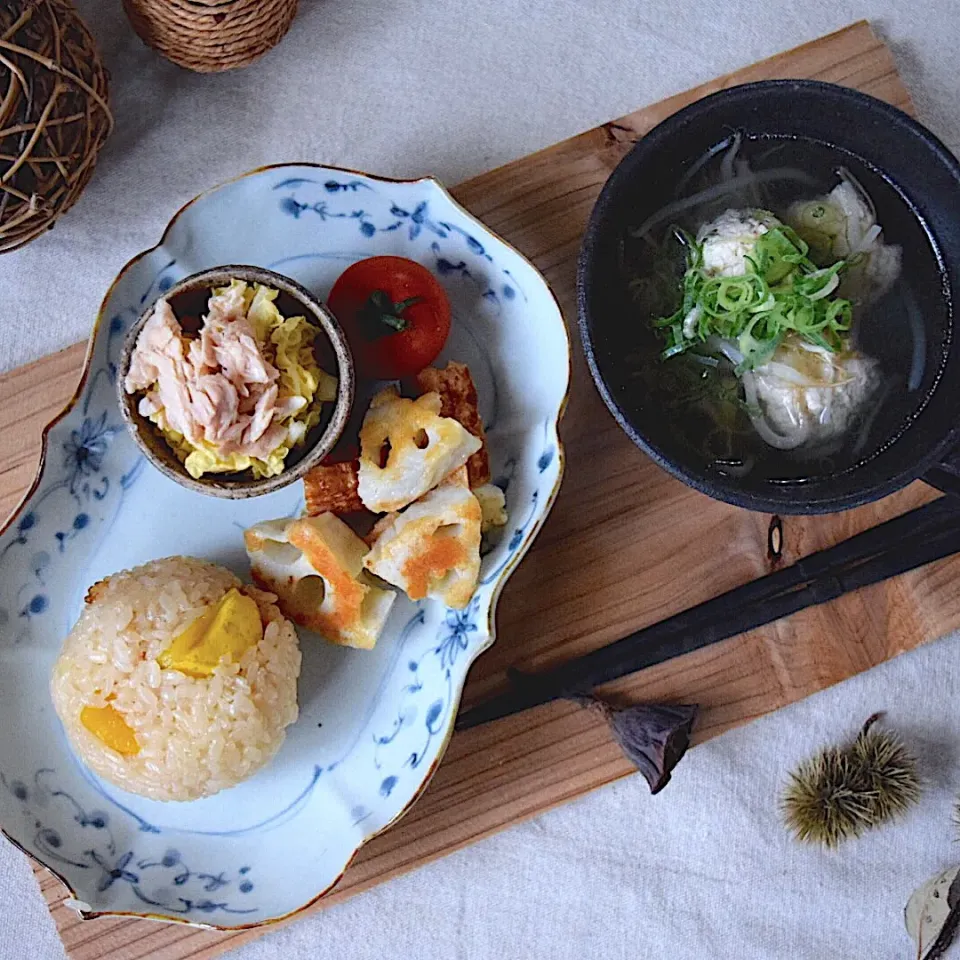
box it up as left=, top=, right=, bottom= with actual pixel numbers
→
left=651, top=213, right=854, bottom=369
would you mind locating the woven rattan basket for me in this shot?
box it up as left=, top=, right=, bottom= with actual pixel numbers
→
left=0, top=0, right=112, bottom=254
left=122, top=0, right=299, bottom=73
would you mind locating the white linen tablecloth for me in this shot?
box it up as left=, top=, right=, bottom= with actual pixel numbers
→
left=1, top=1, right=959, bottom=957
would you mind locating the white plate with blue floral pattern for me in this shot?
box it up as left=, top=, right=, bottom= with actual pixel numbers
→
left=0, top=165, right=569, bottom=929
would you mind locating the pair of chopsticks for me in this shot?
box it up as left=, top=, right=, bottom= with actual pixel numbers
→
left=456, top=495, right=960, bottom=731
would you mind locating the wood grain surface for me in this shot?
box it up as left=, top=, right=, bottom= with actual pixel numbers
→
left=5, top=20, right=950, bottom=960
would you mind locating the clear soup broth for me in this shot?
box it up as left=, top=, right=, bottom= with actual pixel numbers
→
left=619, top=134, right=946, bottom=485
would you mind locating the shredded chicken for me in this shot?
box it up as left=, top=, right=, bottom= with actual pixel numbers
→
left=246, top=383, right=279, bottom=444
left=189, top=374, right=240, bottom=443
left=124, top=289, right=290, bottom=460
left=237, top=422, right=290, bottom=460
left=126, top=300, right=203, bottom=444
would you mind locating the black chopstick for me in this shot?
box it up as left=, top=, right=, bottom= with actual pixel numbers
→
left=456, top=496, right=960, bottom=731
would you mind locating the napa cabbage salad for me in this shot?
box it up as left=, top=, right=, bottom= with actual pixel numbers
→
left=124, top=279, right=338, bottom=479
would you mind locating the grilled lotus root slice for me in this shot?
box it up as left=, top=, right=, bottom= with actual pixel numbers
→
left=245, top=515, right=396, bottom=650
left=364, top=467, right=482, bottom=609
left=357, top=386, right=481, bottom=513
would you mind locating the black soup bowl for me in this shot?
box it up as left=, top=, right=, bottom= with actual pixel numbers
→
left=578, top=80, right=960, bottom=514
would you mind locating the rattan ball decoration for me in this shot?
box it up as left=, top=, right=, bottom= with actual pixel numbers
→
left=0, top=0, right=112, bottom=254
left=122, top=0, right=300, bottom=74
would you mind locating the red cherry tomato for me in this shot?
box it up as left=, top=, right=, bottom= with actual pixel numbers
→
left=327, top=256, right=451, bottom=380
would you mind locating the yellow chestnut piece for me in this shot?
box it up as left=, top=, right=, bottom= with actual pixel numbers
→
left=80, top=704, right=140, bottom=756
left=158, top=587, right=263, bottom=679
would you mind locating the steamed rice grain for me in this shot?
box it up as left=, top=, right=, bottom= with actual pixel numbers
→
left=50, top=557, right=301, bottom=802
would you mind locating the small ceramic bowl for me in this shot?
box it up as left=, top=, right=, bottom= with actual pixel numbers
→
left=117, top=264, right=354, bottom=499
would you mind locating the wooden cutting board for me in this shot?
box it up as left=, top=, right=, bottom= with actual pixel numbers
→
left=7, top=20, right=956, bottom=960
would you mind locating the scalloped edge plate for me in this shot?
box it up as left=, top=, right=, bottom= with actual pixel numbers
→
left=0, top=164, right=570, bottom=929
